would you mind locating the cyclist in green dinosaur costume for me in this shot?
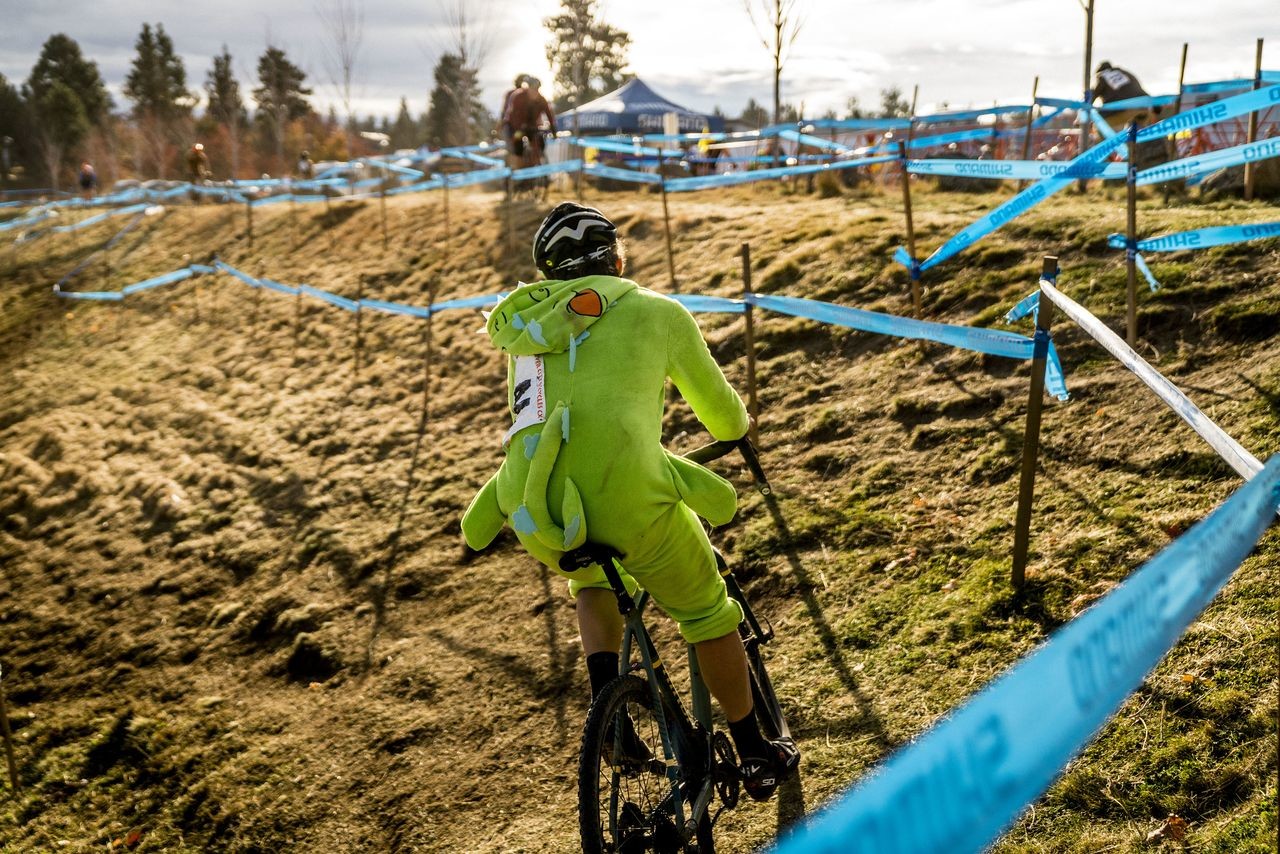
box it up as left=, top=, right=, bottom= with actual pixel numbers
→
left=462, top=202, right=798, bottom=800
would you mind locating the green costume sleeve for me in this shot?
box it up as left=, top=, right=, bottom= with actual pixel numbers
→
left=665, top=300, right=750, bottom=441
left=461, top=470, right=505, bottom=549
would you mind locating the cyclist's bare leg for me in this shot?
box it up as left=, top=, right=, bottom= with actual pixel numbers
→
left=576, top=588, right=624, bottom=656
left=693, top=630, right=752, bottom=721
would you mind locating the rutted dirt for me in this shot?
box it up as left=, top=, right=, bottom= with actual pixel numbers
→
left=0, top=181, right=1276, bottom=852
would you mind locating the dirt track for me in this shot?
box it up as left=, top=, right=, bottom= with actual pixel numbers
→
left=1, top=182, right=1277, bottom=852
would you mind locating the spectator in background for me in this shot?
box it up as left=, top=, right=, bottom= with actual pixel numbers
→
left=186, top=143, right=210, bottom=183
left=296, top=150, right=314, bottom=180
left=77, top=161, right=97, bottom=199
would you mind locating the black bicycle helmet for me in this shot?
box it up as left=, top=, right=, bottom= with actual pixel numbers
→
left=532, top=202, right=618, bottom=274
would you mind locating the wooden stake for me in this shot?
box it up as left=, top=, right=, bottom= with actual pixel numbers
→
left=740, top=243, right=760, bottom=445
left=1125, top=122, right=1139, bottom=347
left=658, top=148, right=677, bottom=287
left=379, top=181, right=389, bottom=250
left=1011, top=255, right=1059, bottom=591
left=245, top=200, right=254, bottom=250
left=1018, top=76, right=1040, bottom=192
left=0, top=663, right=21, bottom=793
left=1079, top=0, right=1095, bottom=191
left=442, top=175, right=450, bottom=258
left=1164, top=43, right=1189, bottom=206
left=898, top=141, right=921, bottom=318
left=354, top=276, right=365, bottom=382
left=1244, top=38, right=1264, bottom=202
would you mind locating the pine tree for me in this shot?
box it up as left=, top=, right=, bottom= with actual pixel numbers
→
left=0, top=74, right=28, bottom=181
left=124, top=23, right=190, bottom=121
left=423, top=53, right=487, bottom=148
left=26, top=34, right=111, bottom=125
left=879, top=87, right=911, bottom=119
left=390, top=97, right=418, bottom=150
left=254, top=46, right=312, bottom=168
left=205, top=47, right=247, bottom=178
left=32, top=81, right=89, bottom=189
left=125, top=23, right=191, bottom=177
left=544, top=0, right=632, bottom=113
left=740, top=98, right=770, bottom=129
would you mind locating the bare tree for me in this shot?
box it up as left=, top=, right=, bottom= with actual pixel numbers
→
left=317, top=0, right=364, bottom=155
left=443, top=0, right=493, bottom=71
left=743, top=0, right=805, bottom=126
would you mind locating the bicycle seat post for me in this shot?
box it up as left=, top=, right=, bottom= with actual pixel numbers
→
left=559, top=543, right=633, bottom=614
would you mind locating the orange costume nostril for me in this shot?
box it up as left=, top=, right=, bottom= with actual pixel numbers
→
left=569, top=289, right=603, bottom=317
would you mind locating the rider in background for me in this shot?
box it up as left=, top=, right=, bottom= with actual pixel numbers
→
left=462, top=202, right=800, bottom=801
left=503, top=76, right=557, bottom=165
left=77, top=161, right=97, bottom=200
left=500, top=73, right=529, bottom=165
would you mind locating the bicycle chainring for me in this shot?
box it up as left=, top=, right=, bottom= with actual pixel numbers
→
left=711, top=731, right=740, bottom=809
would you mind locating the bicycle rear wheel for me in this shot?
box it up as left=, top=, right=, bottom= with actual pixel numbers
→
left=578, top=675, right=713, bottom=853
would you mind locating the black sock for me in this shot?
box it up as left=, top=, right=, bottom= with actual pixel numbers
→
left=586, top=651, right=620, bottom=700
left=728, top=709, right=770, bottom=762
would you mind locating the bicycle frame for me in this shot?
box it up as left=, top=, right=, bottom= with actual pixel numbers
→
left=598, top=553, right=716, bottom=841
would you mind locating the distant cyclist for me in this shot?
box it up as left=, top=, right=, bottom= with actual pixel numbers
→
left=462, top=202, right=799, bottom=800
left=503, top=76, right=557, bottom=166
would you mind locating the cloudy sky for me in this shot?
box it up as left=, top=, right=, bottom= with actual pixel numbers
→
left=1, top=1, right=1274, bottom=122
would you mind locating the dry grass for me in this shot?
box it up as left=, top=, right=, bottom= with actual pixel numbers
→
left=0, top=178, right=1276, bottom=852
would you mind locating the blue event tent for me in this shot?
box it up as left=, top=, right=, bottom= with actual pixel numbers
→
left=559, top=78, right=724, bottom=135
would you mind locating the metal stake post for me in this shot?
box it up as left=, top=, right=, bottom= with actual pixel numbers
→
left=740, top=243, right=760, bottom=445
left=1018, top=77, right=1040, bottom=192
left=1163, top=43, right=1189, bottom=206
left=658, top=148, right=677, bottom=287
left=1011, top=255, right=1059, bottom=591
left=1, top=663, right=20, bottom=792
left=1244, top=38, right=1264, bottom=202
left=898, top=141, right=921, bottom=318
left=379, top=181, right=389, bottom=250
left=1125, top=122, right=1139, bottom=346
left=1078, top=0, right=1095, bottom=192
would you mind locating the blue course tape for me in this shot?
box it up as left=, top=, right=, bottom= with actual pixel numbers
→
left=917, top=105, right=1032, bottom=124
left=583, top=163, right=663, bottom=185
left=670, top=294, right=746, bottom=314
left=1097, top=94, right=1179, bottom=112
left=511, top=160, right=583, bottom=181
left=1138, top=84, right=1280, bottom=142
left=1108, top=221, right=1280, bottom=252
left=776, top=129, right=849, bottom=152
left=571, top=136, right=682, bottom=157
left=1137, top=135, right=1280, bottom=185
left=53, top=287, right=124, bottom=301
left=773, top=455, right=1280, bottom=854
left=443, top=166, right=512, bottom=188
left=258, top=278, right=300, bottom=296
left=747, top=293, right=1069, bottom=400
left=1132, top=253, right=1161, bottom=291
left=298, top=284, right=358, bottom=312
left=901, top=133, right=1128, bottom=274
left=431, top=294, right=505, bottom=312
left=665, top=155, right=898, bottom=193
left=359, top=298, right=432, bottom=319
left=388, top=179, right=444, bottom=196
left=122, top=269, right=194, bottom=295
left=909, top=159, right=1127, bottom=181
left=214, top=260, right=260, bottom=287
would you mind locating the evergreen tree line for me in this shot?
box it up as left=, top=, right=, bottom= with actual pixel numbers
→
left=0, top=6, right=917, bottom=192
left=0, top=26, right=499, bottom=191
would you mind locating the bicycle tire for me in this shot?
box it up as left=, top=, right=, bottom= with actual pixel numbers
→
left=579, top=675, right=714, bottom=854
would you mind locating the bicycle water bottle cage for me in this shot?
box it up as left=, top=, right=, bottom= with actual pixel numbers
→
left=558, top=542, right=621, bottom=574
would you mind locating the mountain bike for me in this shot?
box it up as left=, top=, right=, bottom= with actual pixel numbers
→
left=563, top=439, right=791, bottom=853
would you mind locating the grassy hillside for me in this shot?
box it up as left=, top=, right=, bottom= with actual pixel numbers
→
left=0, top=178, right=1276, bottom=853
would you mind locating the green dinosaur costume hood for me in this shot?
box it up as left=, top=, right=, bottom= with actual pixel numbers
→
left=486, top=276, right=638, bottom=354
